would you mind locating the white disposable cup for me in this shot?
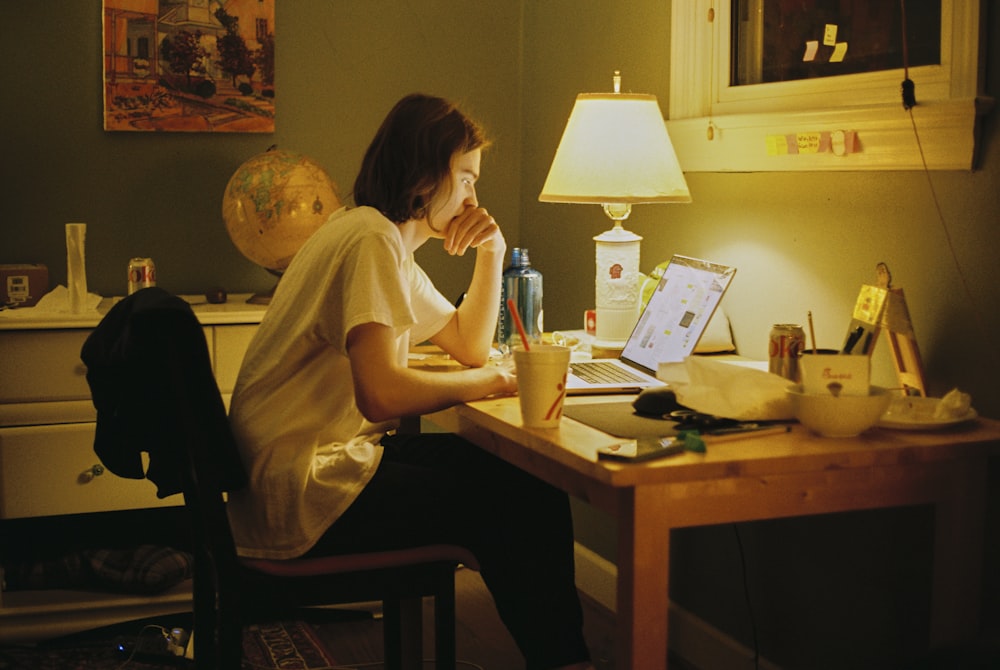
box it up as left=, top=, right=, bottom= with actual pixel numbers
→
left=513, top=344, right=571, bottom=428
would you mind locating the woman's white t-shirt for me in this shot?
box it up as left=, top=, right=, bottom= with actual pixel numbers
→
left=227, top=206, right=455, bottom=559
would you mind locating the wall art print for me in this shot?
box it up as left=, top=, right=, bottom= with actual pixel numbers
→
left=103, top=0, right=275, bottom=132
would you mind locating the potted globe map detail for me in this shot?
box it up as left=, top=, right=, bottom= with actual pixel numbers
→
left=223, top=148, right=340, bottom=303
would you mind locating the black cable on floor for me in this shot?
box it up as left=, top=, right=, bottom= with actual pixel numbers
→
left=732, top=523, right=760, bottom=670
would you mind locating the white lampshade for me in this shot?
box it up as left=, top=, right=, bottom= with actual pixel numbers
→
left=538, top=93, right=691, bottom=205
left=539, top=82, right=690, bottom=346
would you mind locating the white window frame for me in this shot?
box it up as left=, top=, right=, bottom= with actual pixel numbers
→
left=667, top=0, right=992, bottom=171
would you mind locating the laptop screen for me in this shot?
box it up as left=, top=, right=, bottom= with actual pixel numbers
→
left=619, top=255, right=736, bottom=372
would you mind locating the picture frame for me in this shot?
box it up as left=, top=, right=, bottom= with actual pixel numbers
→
left=103, top=0, right=275, bottom=133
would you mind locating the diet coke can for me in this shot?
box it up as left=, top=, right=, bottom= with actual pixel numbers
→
left=769, top=323, right=805, bottom=382
left=127, top=257, right=156, bottom=295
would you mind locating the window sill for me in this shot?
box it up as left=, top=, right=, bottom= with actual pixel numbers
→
left=666, top=96, right=993, bottom=172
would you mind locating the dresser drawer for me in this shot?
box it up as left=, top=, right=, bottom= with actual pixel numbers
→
left=0, top=330, right=92, bottom=404
left=212, top=324, right=256, bottom=394
left=0, top=424, right=180, bottom=519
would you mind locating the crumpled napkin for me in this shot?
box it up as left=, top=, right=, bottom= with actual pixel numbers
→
left=659, top=356, right=795, bottom=421
left=0, top=285, right=102, bottom=316
left=935, top=388, right=972, bottom=419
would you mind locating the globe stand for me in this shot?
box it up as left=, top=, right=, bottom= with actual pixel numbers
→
left=247, top=286, right=275, bottom=305
left=246, top=270, right=281, bottom=305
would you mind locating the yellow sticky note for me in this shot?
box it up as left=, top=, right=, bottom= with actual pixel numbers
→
left=796, top=133, right=821, bottom=154
left=766, top=135, right=788, bottom=156
left=831, top=42, right=848, bottom=62
left=823, top=24, right=838, bottom=46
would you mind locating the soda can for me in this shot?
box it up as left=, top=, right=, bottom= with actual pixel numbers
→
left=769, top=323, right=805, bottom=382
left=127, top=257, right=156, bottom=295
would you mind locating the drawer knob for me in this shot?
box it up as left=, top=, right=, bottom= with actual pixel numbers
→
left=78, top=464, right=105, bottom=483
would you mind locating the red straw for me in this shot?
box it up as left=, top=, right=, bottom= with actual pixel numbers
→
left=506, top=298, right=531, bottom=351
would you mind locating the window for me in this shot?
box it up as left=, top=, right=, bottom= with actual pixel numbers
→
left=732, top=1, right=940, bottom=86
left=667, top=0, right=991, bottom=171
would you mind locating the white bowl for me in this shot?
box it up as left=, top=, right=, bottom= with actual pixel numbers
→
left=786, top=385, right=893, bottom=437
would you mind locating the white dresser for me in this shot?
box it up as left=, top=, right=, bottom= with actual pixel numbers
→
left=0, top=295, right=265, bottom=642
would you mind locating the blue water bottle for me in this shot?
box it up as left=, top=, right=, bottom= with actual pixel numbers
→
left=497, top=247, right=543, bottom=353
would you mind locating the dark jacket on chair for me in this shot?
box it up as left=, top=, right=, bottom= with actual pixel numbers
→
left=81, top=287, right=246, bottom=498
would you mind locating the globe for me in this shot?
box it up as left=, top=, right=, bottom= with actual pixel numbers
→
left=222, top=148, right=341, bottom=301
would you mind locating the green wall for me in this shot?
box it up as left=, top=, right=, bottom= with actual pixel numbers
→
left=3, top=2, right=998, bottom=668
left=1, top=1, right=524, bottom=302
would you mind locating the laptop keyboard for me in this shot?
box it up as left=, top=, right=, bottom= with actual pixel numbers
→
left=570, top=361, right=648, bottom=384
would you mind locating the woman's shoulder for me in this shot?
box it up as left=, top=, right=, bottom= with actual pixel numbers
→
left=313, top=206, right=391, bottom=240
left=331, top=205, right=390, bottom=226
left=311, top=207, right=404, bottom=263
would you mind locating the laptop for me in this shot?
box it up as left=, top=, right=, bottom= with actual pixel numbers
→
left=566, top=255, right=737, bottom=394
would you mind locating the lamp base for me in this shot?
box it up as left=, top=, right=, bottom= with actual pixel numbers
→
left=594, top=305, right=640, bottom=344
left=594, top=222, right=642, bottom=345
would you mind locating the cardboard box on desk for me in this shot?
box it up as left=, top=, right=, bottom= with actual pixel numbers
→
left=1, top=264, right=49, bottom=307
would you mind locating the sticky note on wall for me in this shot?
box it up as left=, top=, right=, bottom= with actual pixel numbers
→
left=803, top=40, right=819, bottom=61
left=823, top=24, right=838, bottom=46
left=766, top=131, right=858, bottom=157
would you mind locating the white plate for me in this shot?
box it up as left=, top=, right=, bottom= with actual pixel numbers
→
left=878, top=397, right=978, bottom=430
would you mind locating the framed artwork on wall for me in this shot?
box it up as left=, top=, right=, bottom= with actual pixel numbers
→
left=103, top=0, right=275, bottom=133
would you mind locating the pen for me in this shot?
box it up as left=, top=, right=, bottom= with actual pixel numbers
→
left=843, top=326, right=864, bottom=354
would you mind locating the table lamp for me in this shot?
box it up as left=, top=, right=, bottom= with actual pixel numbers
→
left=539, top=72, right=691, bottom=346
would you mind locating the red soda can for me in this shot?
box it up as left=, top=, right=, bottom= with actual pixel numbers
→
left=768, top=323, right=805, bottom=382
left=127, top=257, right=156, bottom=295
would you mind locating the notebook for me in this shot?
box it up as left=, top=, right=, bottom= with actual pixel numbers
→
left=566, top=255, right=737, bottom=394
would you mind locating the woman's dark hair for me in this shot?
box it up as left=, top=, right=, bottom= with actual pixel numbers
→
left=353, top=94, right=489, bottom=223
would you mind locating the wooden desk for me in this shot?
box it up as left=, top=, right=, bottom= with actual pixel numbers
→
left=426, top=396, right=1000, bottom=669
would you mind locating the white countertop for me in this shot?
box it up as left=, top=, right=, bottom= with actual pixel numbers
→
left=0, top=294, right=267, bottom=330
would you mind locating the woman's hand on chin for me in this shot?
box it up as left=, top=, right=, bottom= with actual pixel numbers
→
left=443, top=206, right=505, bottom=257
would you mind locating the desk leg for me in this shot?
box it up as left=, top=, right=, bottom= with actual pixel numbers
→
left=617, top=486, right=671, bottom=670
left=930, top=455, right=987, bottom=646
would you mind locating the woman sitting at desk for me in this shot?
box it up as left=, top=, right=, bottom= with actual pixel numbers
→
left=227, top=93, right=593, bottom=670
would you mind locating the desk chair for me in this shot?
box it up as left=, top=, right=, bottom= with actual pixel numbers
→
left=81, top=288, right=477, bottom=670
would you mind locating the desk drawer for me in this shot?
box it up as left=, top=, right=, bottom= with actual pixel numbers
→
left=0, top=330, right=92, bottom=404
left=0, top=424, right=180, bottom=519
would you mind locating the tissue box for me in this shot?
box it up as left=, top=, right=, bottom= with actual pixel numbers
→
left=1, top=264, right=49, bottom=307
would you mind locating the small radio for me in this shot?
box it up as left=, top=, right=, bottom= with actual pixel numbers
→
left=0, top=264, right=49, bottom=307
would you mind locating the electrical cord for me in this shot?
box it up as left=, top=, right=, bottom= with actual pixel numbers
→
left=899, top=1, right=1000, bottom=379
left=732, top=523, right=760, bottom=670
left=113, top=624, right=175, bottom=670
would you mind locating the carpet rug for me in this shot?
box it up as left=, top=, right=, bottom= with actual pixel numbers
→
left=0, top=619, right=339, bottom=670
left=243, top=620, right=339, bottom=669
